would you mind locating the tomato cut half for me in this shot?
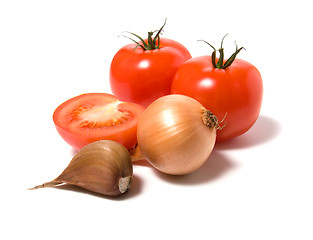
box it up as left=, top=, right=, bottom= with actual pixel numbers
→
left=53, top=93, right=145, bottom=150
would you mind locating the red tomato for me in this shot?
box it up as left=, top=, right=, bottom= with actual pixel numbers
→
left=171, top=56, right=263, bottom=142
left=109, top=38, right=191, bottom=107
left=53, top=93, right=144, bottom=150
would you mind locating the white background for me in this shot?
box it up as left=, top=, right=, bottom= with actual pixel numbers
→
left=1, top=0, right=312, bottom=239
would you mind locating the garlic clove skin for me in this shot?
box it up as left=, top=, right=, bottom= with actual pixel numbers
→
left=29, top=140, right=133, bottom=197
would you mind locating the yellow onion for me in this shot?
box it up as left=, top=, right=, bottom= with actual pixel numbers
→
left=136, top=94, right=219, bottom=175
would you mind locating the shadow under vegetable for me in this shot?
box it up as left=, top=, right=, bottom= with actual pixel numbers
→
left=215, top=115, right=282, bottom=150
left=153, top=150, right=236, bottom=185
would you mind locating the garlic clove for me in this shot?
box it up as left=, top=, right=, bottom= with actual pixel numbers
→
left=29, top=140, right=133, bottom=197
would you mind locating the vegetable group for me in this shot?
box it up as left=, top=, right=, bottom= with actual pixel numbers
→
left=171, top=36, right=263, bottom=141
left=30, top=21, right=263, bottom=198
left=53, top=93, right=144, bottom=150
left=109, top=20, right=191, bottom=107
left=136, top=94, right=219, bottom=175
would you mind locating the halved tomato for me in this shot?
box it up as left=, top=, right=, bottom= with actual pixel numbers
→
left=53, top=93, right=144, bottom=150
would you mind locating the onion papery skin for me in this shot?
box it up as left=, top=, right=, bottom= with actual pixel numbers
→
left=137, top=94, right=216, bottom=175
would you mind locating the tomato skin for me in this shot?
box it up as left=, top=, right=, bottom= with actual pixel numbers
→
left=171, top=56, right=263, bottom=142
left=53, top=93, right=144, bottom=150
left=109, top=38, right=191, bottom=108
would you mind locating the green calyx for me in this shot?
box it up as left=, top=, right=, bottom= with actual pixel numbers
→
left=120, top=19, right=167, bottom=51
left=198, top=34, right=245, bottom=69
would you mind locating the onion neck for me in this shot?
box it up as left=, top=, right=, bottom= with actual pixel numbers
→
left=129, top=144, right=145, bottom=162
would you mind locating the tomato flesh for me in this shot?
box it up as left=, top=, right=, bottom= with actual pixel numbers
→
left=53, top=93, right=144, bottom=150
left=70, top=102, right=132, bottom=128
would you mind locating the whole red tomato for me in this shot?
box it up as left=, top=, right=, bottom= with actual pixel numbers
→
left=171, top=37, right=263, bottom=142
left=109, top=20, right=191, bottom=107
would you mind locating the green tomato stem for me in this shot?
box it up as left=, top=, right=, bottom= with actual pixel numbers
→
left=119, top=18, right=167, bottom=51
left=198, top=34, right=245, bottom=69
